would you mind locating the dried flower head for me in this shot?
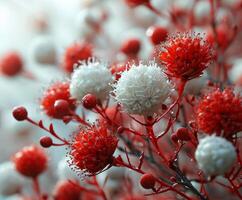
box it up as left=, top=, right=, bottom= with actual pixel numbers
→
left=69, top=124, right=118, bottom=174
left=196, top=88, right=242, bottom=138
left=113, top=62, right=171, bottom=116
left=159, top=33, right=213, bottom=80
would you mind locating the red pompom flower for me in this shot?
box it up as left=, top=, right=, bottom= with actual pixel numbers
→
left=53, top=180, right=82, bottom=200
left=0, top=52, right=23, bottom=76
left=62, top=43, right=92, bottom=73
left=159, top=33, right=213, bottom=81
left=40, top=81, right=76, bottom=119
left=196, top=88, right=242, bottom=138
left=69, top=124, right=118, bottom=174
left=13, top=145, right=48, bottom=178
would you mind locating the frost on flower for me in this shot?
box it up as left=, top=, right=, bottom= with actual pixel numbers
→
left=195, top=135, right=236, bottom=176
left=70, top=59, right=113, bottom=101
left=113, top=62, right=172, bottom=116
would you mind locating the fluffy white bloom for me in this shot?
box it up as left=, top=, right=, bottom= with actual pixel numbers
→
left=113, top=62, right=171, bottom=115
left=70, top=59, right=112, bottom=101
left=0, top=162, right=25, bottom=196
left=195, top=135, right=236, bottom=176
left=29, top=36, right=56, bottom=65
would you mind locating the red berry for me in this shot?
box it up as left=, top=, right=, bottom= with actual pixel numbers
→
left=40, top=82, right=76, bottom=119
left=62, top=43, right=92, bottom=73
left=12, top=106, right=28, bottom=121
left=69, top=124, right=118, bottom=174
left=120, top=38, right=141, bottom=57
left=82, top=94, right=97, bottom=109
left=124, top=0, right=150, bottom=7
left=176, top=127, right=190, bottom=141
left=53, top=180, right=81, bottom=200
left=54, top=100, right=70, bottom=118
left=159, top=33, right=214, bottom=80
left=196, top=88, right=242, bottom=138
left=0, top=52, right=23, bottom=76
left=13, top=145, right=48, bottom=178
left=171, top=133, right=178, bottom=143
left=140, top=173, right=156, bottom=189
left=99, top=106, right=123, bottom=125
left=146, top=26, right=168, bottom=45
left=40, top=136, right=53, bottom=148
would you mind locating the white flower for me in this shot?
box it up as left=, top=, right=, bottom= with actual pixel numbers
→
left=29, top=36, right=56, bottom=65
left=113, top=62, right=171, bottom=115
left=70, top=59, right=113, bottom=101
left=195, top=135, right=236, bottom=176
left=0, top=162, right=26, bottom=196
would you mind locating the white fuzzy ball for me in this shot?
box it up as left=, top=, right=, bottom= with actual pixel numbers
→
left=70, top=59, right=113, bottom=101
left=0, top=162, right=26, bottom=196
left=29, top=36, right=56, bottom=65
left=195, top=135, right=236, bottom=176
left=113, top=62, right=171, bottom=115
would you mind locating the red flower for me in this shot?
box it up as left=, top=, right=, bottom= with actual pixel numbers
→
left=62, top=43, right=92, bottom=73
left=196, top=88, right=242, bottom=138
left=0, top=52, right=23, bottom=76
left=53, top=180, right=81, bottom=200
left=69, top=125, right=118, bottom=174
left=159, top=33, right=213, bottom=80
left=40, top=81, right=76, bottom=119
left=124, top=0, right=150, bottom=7
left=13, top=145, right=47, bottom=178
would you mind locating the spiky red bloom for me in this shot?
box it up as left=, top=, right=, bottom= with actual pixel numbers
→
left=70, top=125, right=118, bottom=174
left=0, top=52, right=23, bottom=76
left=62, top=43, right=92, bottom=73
left=53, top=180, right=81, bottom=200
left=13, top=145, right=47, bottom=178
left=159, top=33, right=213, bottom=80
left=40, top=82, right=76, bottom=119
left=196, top=89, right=242, bottom=138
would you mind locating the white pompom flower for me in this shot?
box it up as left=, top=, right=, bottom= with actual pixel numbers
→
left=0, top=162, right=26, bottom=196
left=195, top=135, right=236, bottom=176
left=113, top=62, right=172, bottom=116
left=70, top=59, right=113, bottom=101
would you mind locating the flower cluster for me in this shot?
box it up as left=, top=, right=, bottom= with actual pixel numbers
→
left=196, top=88, right=242, bottom=138
left=1, top=0, right=242, bottom=200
